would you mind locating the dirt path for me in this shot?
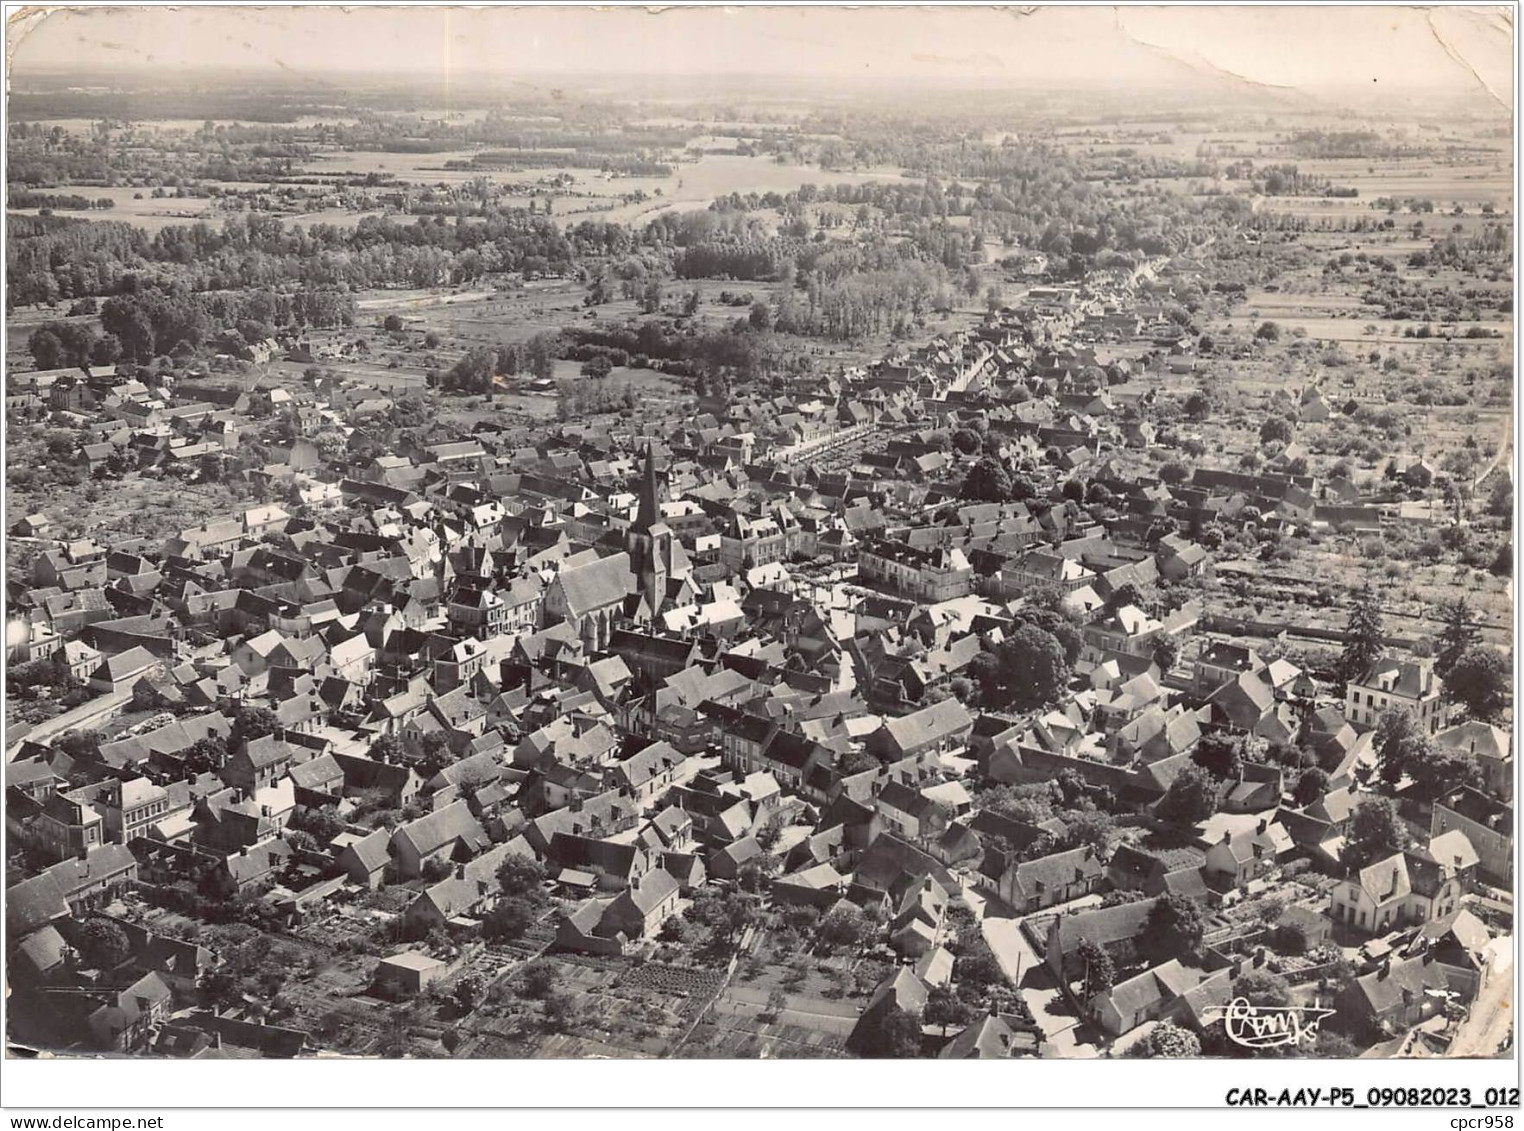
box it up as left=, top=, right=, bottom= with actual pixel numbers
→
left=1473, top=411, right=1513, bottom=490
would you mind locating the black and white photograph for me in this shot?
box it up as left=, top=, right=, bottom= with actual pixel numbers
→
left=0, top=0, right=1516, bottom=1110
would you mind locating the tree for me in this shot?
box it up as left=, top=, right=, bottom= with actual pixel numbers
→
left=290, top=804, right=345, bottom=844
left=90, top=333, right=122, bottom=367
left=1141, top=893, right=1205, bottom=960
left=925, top=984, right=973, bottom=1036
left=1293, top=767, right=1330, bottom=807
left=1255, top=321, right=1281, bottom=342
left=497, top=855, right=548, bottom=899
left=974, top=623, right=1072, bottom=711
left=1373, top=707, right=1430, bottom=788
left=231, top=705, right=279, bottom=745
left=1233, top=968, right=1291, bottom=1009
left=454, top=974, right=482, bottom=1011
left=581, top=355, right=614, bottom=379
left=1447, top=647, right=1510, bottom=721
left=1340, top=796, right=1407, bottom=871
left=1152, top=636, right=1180, bottom=673
left=1184, top=391, right=1212, bottom=421
left=541, top=990, right=574, bottom=1033
left=1019, top=608, right=1084, bottom=666
left=370, top=733, right=403, bottom=762
left=1064, top=810, right=1115, bottom=857
left=1339, top=583, right=1385, bottom=685
left=382, top=314, right=404, bottom=333
left=1109, top=582, right=1143, bottom=612
left=1273, top=920, right=1311, bottom=955
left=1074, top=936, right=1116, bottom=998
left=836, top=747, right=881, bottom=776
left=1158, top=460, right=1189, bottom=485
left=520, top=961, right=558, bottom=999
left=951, top=428, right=981, bottom=455
left=819, top=902, right=872, bottom=950
left=1192, top=732, right=1243, bottom=780
left=485, top=897, right=543, bottom=942
left=1259, top=417, right=1294, bottom=446
left=657, top=917, right=686, bottom=943
left=1134, top=1021, right=1201, bottom=1058
left=1157, top=763, right=1220, bottom=824
left=756, top=812, right=786, bottom=851
left=959, top=455, right=1012, bottom=502
left=858, top=1006, right=923, bottom=1058
left=28, top=327, right=64, bottom=369
left=1436, top=598, right=1481, bottom=680
left=74, top=918, right=131, bottom=969
left=1371, top=713, right=1475, bottom=804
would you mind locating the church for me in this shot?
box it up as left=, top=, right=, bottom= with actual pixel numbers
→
left=625, top=444, right=693, bottom=623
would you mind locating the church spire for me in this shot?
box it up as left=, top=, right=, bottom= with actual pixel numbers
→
left=636, top=442, right=661, bottom=529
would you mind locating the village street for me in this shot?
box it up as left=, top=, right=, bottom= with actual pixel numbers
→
left=1448, top=939, right=1514, bottom=1058
left=963, top=884, right=1104, bottom=1058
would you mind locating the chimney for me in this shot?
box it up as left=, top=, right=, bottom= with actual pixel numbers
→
left=455, top=863, right=466, bottom=880
left=1230, top=959, right=1244, bottom=978
left=1256, top=818, right=1268, bottom=834
left=1221, top=830, right=1232, bottom=845
left=1254, top=947, right=1267, bottom=967
left=1379, top=956, right=1392, bottom=979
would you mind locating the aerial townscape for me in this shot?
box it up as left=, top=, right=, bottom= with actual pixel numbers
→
left=2, top=7, right=1514, bottom=1063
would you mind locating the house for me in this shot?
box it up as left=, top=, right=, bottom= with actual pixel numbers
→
left=938, top=1014, right=1041, bottom=1059
left=1338, top=952, right=1466, bottom=1038
left=1432, top=789, right=1513, bottom=885
left=1193, top=641, right=1263, bottom=696
left=708, top=835, right=764, bottom=882
left=1328, top=850, right=1465, bottom=935
left=374, top=952, right=448, bottom=998
left=1203, top=818, right=1290, bottom=890
left=607, top=740, right=686, bottom=802
left=1345, top=656, right=1447, bottom=734
left=1042, top=898, right=1158, bottom=978
left=848, top=968, right=929, bottom=1055
left=1088, top=958, right=1201, bottom=1037
left=335, top=828, right=392, bottom=889
left=86, top=645, right=158, bottom=692
left=222, top=736, right=297, bottom=794
left=981, top=845, right=1104, bottom=913
left=598, top=869, right=681, bottom=940
left=875, top=780, right=940, bottom=843
left=402, top=840, right=530, bottom=936
left=871, top=698, right=973, bottom=762
left=1434, top=721, right=1511, bottom=801
left=555, top=869, right=681, bottom=954
left=389, top=801, right=491, bottom=879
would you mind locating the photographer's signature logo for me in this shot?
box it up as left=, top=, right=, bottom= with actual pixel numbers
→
left=1205, top=997, right=1337, bottom=1049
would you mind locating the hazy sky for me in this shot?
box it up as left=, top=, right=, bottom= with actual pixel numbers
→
left=8, top=5, right=1515, bottom=106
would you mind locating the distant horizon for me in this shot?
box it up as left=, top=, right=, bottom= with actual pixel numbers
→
left=7, top=6, right=1513, bottom=112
